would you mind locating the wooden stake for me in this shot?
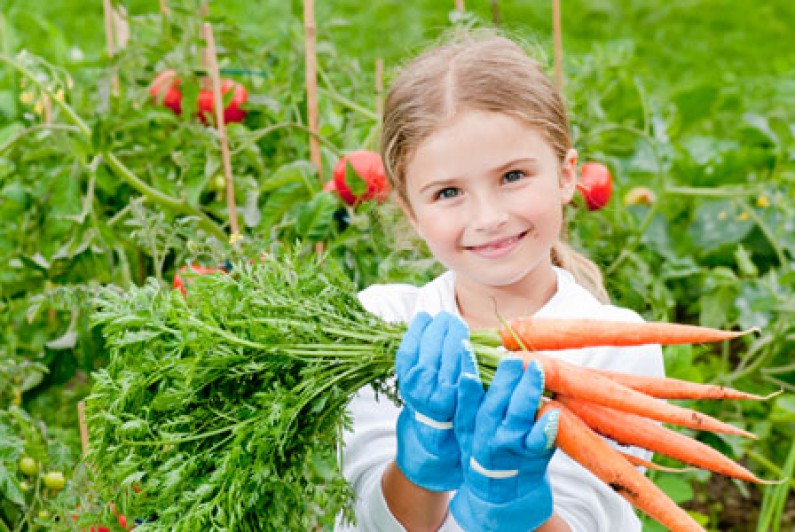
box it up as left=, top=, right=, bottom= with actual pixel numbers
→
left=455, top=0, right=465, bottom=11
left=304, top=0, right=322, bottom=180
left=491, top=0, right=502, bottom=26
left=375, top=58, right=384, bottom=119
left=552, top=0, right=564, bottom=89
left=101, top=0, right=120, bottom=96
left=160, top=0, right=170, bottom=16
left=77, top=401, right=89, bottom=456
left=199, top=2, right=211, bottom=68
left=202, top=23, right=240, bottom=238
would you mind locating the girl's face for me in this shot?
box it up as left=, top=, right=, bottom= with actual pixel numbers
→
left=402, top=110, right=577, bottom=290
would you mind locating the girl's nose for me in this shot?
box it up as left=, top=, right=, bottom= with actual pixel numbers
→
left=470, top=195, right=509, bottom=233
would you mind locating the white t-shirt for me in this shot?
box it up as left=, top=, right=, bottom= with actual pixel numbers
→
left=336, top=267, right=665, bottom=531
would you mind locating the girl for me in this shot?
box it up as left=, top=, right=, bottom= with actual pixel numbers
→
left=338, top=32, right=664, bottom=532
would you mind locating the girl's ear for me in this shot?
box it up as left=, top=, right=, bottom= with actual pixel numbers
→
left=559, top=148, right=578, bottom=204
left=394, top=194, right=421, bottom=235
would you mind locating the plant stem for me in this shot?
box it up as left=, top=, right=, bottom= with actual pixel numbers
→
left=740, top=204, right=789, bottom=273
left=0, top=53, right=92, bottom=137
left=0, top=124, right=80, bottom=156
left=745, top=450, right=795, bottom=489
left=232, top=122, right=341, bottom=157
left=102, top=152, right=226, bottom=241
left=605, top=204, right=658, bottom=276
left=664, top=185, right=761, bottom=197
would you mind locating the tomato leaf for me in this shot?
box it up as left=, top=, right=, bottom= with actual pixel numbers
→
left=344, top=160, right=367, bottom=197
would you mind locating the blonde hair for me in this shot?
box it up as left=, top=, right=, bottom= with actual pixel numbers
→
left=381, top=31, right=610, bottom=303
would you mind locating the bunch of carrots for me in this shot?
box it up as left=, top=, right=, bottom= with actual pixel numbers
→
left=89, top=256, right=784, bottom=531
left=487, top=317, right=782, bottom=532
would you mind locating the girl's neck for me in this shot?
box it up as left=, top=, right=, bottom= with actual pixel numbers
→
left=454, top=264, right=559, bottom=330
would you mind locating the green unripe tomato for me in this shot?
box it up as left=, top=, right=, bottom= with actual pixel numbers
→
left=43, top=471, right=66, bottom=490
left=38, top=509, right=50, bottom=519
left=19, top=456, right=39, bottom=476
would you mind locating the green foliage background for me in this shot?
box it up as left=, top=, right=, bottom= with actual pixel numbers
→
left=1, top=0, right=794, bottom=530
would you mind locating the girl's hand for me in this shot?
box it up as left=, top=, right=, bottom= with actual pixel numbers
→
left=451, top=358, right=560, bottom=531
left=395, top=311, right=470, bottom=492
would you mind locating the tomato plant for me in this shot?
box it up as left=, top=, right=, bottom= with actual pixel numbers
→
left=149, top=69, right=182, bottom=115
left=332, top=150, right=390, bottom=206
left=197, top=79, right=248, bottom=124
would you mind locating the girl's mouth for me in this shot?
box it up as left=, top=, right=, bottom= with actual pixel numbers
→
left=465, top=230, right=528, bottom=259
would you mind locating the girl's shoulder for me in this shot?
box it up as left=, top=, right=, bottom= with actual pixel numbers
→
left=358, top=271, right=457, bottom=324
left=544, top=267, right=646, bottom=323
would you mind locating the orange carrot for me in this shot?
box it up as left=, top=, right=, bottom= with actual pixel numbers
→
left=557, top=395, right=780, bottom=485
left=620, top=452, right=698, bottom=473
left=521, top=352, right=756, bottom=439
left=590, top=369, right=781, bottom=401
left=500, top=317, right=757, bottom=351
left=540, top=400, right=705, bottom=531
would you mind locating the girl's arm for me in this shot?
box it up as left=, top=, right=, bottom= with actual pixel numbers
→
left=383, top=461, right=573, bottom=532
left=538, top=514, right=573, bottom=531
left=382, top=461, right=450, bottom=531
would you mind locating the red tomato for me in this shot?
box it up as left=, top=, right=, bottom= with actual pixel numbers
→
left=577, top=162, right=613, bottom=211
left=172, top=265, right=219, bottom=295
left=197, top=79, right=248, bottom=124
left=118, top=514, right=128, bottom=529
left=149, top=70, right=182, bottom=115
left=332, top=151, right=390, bottom=206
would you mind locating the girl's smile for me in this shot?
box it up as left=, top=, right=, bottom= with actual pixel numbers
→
left=464, top=228, right=532, bottom=259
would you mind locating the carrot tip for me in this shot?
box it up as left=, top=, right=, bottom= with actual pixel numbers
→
left=762, top=389, right=785, bottom=401
left=756, top=477, right=788, bottom=486
left=741, top=430, right=759, bottom=440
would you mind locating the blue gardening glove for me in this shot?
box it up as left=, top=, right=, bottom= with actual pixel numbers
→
left=395, top=311, right=470, bottom=492
left=451, top=358, right=560, bottom=532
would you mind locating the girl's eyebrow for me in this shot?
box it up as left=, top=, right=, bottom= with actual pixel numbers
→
left=418, top=178, right=459, bottom=194
left=491, top=157, right=539, bottom=174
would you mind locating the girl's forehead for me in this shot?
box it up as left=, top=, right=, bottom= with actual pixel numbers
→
left=407, top=110, right=555, bottom=176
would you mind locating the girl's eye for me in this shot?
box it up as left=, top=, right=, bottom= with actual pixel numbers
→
left=436, top=187, right=461, bottom=200
left=503, top=170, right=525, bottom=183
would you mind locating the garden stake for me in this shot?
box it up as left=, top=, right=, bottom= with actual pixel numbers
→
left=77, top=400, right=89, bottom=456
left=553, top=0, right=563, bottom=88
left=102, top=0, right=119, bottom=96
left=375, top=58, right=384, bottom=119
left=304, top=0, right=325, bottom=255
left=491, top=0, right=502, bottom=26
left=303, top=0, right=322, bottom=179
left=202, top=23, right=240, bottom=239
